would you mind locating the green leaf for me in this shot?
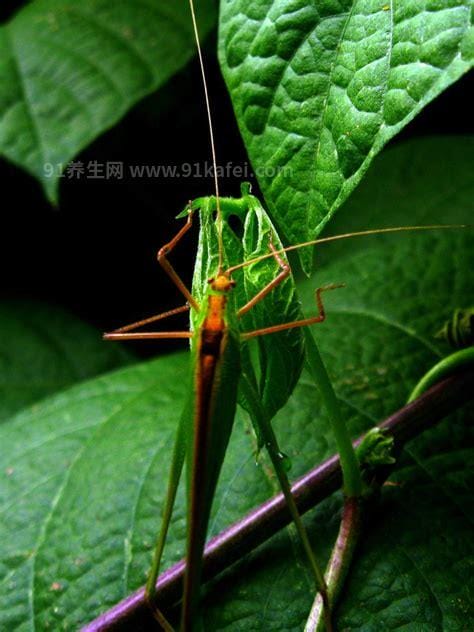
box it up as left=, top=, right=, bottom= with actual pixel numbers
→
left=219, top=0, right=474, bottom=270
left=0, top=137, right=472, bottom=629
left=0, top=0, right=216, bottom=202
left=203, top=136, right=474, bottom=628
left=0, top=300, right=132, bottom=422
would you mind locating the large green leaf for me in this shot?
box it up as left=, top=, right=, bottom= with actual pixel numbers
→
left=0, top=137, right=472, bottom=630
left=202, top=137, right=474, bottom=628
left=0, top=300, right=132, bottom=422
left=0, top=0, right=216, bottom=202
left=219, top=0, right=474, bottom=269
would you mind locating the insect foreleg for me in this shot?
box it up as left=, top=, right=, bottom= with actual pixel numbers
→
left=237, top=241, right=290, bottom=318
left=242, top=284, right=344, bottom=340
left=157, top=208, right=200, bottom=312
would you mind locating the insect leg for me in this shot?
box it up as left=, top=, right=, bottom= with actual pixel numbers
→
left=103, top=331, right=192, bottom=341
left=237, top=241, right=290, bottom=318
left=104, top=305, right=192, bottom=341
left=239, top=376, right=332, bottom=630
left=145, top=398, right=191, bottom=631
left=157, top=208, right=200, bottom=311
left=104, top=304, right=190, bottom=336
left=242, top=284, right=344, bottom=340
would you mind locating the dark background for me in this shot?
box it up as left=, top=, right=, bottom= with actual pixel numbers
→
left=1, top=2, right=473, bottom=358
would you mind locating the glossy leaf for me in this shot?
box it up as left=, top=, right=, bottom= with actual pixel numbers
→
left=219, top=0, right=474, bottom=270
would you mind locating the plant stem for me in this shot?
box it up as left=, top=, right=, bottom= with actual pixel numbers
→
left=239, top=376, right=331, bottom=628
left=82, top=369, right=474, bottom=632
left=304, top=329, right=363, bottom=498
left=305, top=497, right=362, bottom=632
left=407, top=347, right=474, bottom=402
left=306, top=346, right=474, bottom=631
left=303, top=322, right=363, bottom=629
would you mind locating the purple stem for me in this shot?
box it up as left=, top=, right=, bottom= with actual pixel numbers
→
left=82, top=369, right=474, bottom=631
left=305, top=497, right=362, bottom=631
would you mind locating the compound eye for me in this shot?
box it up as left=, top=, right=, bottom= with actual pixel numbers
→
left=208, top=277, right=214, bottom=285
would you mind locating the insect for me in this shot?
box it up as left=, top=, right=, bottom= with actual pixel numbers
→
left=104, top=190, right=341, bottom=629
left=103, top=2, right=467, bottom=630
left=104, top=193, right=460, bottom=631
left=103, top=2, right=334, bottom=628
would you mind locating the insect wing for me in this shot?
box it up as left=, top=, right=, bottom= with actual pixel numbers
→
left=240, top=191, right=305, bottom=420
left=191, top=186, right=305, bottom=427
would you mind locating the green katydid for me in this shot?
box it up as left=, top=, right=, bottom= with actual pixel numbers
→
left=103, top=1, right=467, bottom=629
left=104, top=0, right=336, bottom=625
left=104, top=186, right=463, bottom=631
left=104, top=184, right=339, bottom=630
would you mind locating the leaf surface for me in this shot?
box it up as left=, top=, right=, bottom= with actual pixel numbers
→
left=0, top=300, right=131, bottom=422
left=219, top=0, right=474, bottom=269
left=0, top=0, right=216, bottom=201
left=0, top=137, right=473, bottom=629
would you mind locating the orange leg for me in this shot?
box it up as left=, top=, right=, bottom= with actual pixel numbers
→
left=106, top=304, right=190, bottom=333
left=103, top=304, right=192, bottom=341
left=237, top=241, right=291, bottom=318
left=104, top=331, right=192, bottom=341
left=242, top=284, right=344, bottom=340
left=157, top=207, right=200, bottom=312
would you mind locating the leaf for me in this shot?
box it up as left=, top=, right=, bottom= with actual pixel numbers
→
left=0, top=300, right=132, bottom=422
left=219, top=0, right=474, bottom=270
left=0, top=137, right=473, bottom=630
left=203, top=136, right=474, bottom=628
left=0, top=0, right=216, bottom=202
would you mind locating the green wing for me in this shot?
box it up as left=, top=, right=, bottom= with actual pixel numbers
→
left=182, top=328, right=241, bottom=629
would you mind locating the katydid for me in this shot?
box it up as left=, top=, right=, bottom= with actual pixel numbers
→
left=104, top=188, right=463, bottom=631
left=104, top=0, right=334, bottom=626
left=106, top=0, right=345, bottom=622
left=103, top=1, right=467, bottom=629
left=104, top=188, right=338, bottom=630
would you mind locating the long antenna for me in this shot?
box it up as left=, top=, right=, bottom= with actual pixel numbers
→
left=188, top=0, right=224, bottom=273
left=226, top=224, right=468, bottom=274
